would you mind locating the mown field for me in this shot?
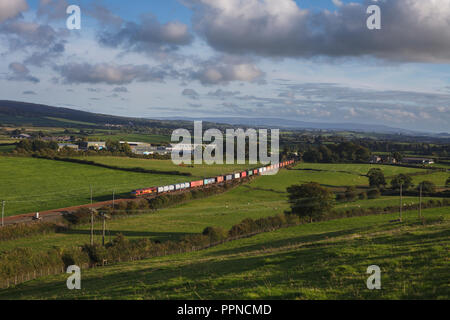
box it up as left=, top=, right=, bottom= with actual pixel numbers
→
left=0, top=207, right=447, bottom=300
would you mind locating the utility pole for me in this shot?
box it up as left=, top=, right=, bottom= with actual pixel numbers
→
left=112, top=189, right=115, bottom=213
left=419, top=183, right=422, bottom=220
left=399, top=183, right=403, bottom=222
left=102, top=213, right=106, bottom=246
left=90, top=185, right=94, bottom=246
left=1, top=200, right=5, bottom=227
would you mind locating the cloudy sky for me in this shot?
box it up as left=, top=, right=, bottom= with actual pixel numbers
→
left=0, top=0, right=449, bottom=133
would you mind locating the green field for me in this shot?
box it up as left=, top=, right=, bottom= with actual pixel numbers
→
left=1, top=207, right=447, bottom=300
left=410, top=171, right=450, bottom=187
left=0, top=162, right=442, bottom=254
left=0, top=157, right=189, bottom=217
left=87, top=133, right=171, bottom=144
left=0, top=145, right=15, bottom=153
left=0, top=157, right=258, bottom=217
left=298, top=163, right=427, bottom=177
left=72, top=156, right=257, bottom=178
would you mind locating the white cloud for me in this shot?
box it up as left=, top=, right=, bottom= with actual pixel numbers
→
left=0, top=0, right=28, bottom=23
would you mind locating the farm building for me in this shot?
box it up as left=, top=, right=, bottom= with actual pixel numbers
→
left=79, top=141, right=107, bottom=150
left=369, top=155, right=382, bottom=164
left=10, top=133, right=31, bottom=139
left=402, top=157, right=435, bottom=165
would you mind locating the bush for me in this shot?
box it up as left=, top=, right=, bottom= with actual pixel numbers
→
left=0, top=222, right=64, bottom=241
left=367, top=189, right=381, bottom=199
left=359, top=192, right=368, bottom=200
left=202, top=227, right=228, bottom=243
left=65, top=208, right=97, bottom=225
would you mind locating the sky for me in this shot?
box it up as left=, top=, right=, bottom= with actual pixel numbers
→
left=0, top=0, right=449, bottom=133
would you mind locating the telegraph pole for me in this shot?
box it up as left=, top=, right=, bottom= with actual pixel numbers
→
left=399, top=183, right=403, bottom=222
left=1, top=200, right=5, bottom=227
left=102, top=213, right=106, bottom=246
left=112, top=189, right=115, bottom=213
left=419, top=183, right=422, bottom=220
left=90, top=185, right=94, bottom=246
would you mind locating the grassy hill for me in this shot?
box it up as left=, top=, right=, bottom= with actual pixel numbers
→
left=0, top=208, right=447, bottom=300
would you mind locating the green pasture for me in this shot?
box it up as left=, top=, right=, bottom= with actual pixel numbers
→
left=1, top=207, right=447, bottom=300
left=71, top=156, right=256, bottom=179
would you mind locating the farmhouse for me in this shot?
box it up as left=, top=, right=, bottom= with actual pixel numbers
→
left=10, top=133, right=31, bottom=139
left=402, top=157, right=435, bottom=165
left=369, top=155, right=382, bottom=164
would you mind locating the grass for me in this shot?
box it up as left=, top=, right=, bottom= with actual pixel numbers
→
left=410, top=171, right=449, bottom=187
left=87, top=133, right=172, bottom=144
left=297, top=163, right=427, bottom=177
left=0, top=156, right=258, bottom=217
left=0, top=157, right=194, bottom=217
left=71, top=156, right=257, bottom=178
left=0, top=145, right=15, bottom=153
left=0, top=207, right=447, bottom=300
left=335, top=196, right=438, bottom=211
left=0, top=162, right=443, bottom=254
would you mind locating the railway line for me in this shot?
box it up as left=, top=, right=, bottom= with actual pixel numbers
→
left=2, top=160, right=295, bottom=226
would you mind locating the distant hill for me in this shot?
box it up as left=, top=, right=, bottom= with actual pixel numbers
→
left=0, top=100, right=195, bottom=129
left=1, top=100, right=448, bottom=138
left=155, top=116, right=423, bottom=135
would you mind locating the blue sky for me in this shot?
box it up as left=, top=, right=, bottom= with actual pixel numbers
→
left=1, top=0, right=449, bottom=133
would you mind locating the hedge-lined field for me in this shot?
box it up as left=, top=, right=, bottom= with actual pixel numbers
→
left=71, top=156, right=257, bottom=178
left=0, top=162, right=446, bottom=254
left=0, top=157, right=194, bottom=217
left=0, top=208, right=447, bottom=300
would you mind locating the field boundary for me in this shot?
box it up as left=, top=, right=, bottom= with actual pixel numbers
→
left=32, top=155, right=192, bottom=177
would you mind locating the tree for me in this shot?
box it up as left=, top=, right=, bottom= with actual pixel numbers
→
left=344, top=186, right=358, bottom=202
left=391, top=174, right=413, bottom=190
left=367, top=189, right=381, bottom=199
left=367, top=168, right=386, bottom=188
left=418, top=181, right=436, bottom=193
left=120, top=142, right=133, bottom=156
left=392, top=152, right=403, bottom=162
left=106, top=140, right=121, bottom=153
left=287, top=182, right=335, bottom=223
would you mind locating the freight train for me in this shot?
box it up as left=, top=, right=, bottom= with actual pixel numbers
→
left=131, top=160, right=295, bottom=197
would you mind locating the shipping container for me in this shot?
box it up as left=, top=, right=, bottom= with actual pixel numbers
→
left=204, top=178, right=215, bottom=185
left=253, top=169, right=258, bottom=175
left=226, top=175, right=233, bottom=181
left=216, top=176, right=224, bottom=183
left=158, top=187, right=164, bottom=193
left=190, top=180, right=204, bottom=188
left=234, top=173, right=240, bottom=179
left=241, top=171, right=247, bottom=178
